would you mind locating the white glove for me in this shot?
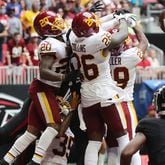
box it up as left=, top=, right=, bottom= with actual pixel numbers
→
left=113, top=13, right=126, bottom=21
left=124, top=13, right=137, bottom=27
left=56, top=96, right=71, bottom=116
left=60, top=105, right=70, bottom=116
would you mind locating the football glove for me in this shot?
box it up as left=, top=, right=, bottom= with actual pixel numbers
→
left=89, top=0, right=104, bottom=13
left=115, top=9, right=130, bottom=15
left=56, top=96, right=71, bottom=116
left=124, top=13, right=137, bottom=27
left=113, top=13, right=126, bottom=21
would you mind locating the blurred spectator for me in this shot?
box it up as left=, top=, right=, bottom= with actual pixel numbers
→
left=3, top=32, right=30, bottom=83
left=40, top=0, right=47, bottom=11
left=45, top=0, right=57, bottom=9
left=0, top=0, right=8, bottom=64
left=5, top=32, right=30, bottom=66
left=26, top=32, right=40, bottom=66
left=128, top=0, right=143, bottom=6
left=40, top=0, right=56, bottom=10
left=7, top=6, right=23, bottom=38
left=23, top=0, right=36, bottom=10
left=19, top=0, right=29, bottom=40
left=56, top=7, right=65, bottom=17
left=80, top=0, right=91, bottom=7
left=147, top=47, right=160, bottom=67
left=20, top=1, right=40, bottom=42
left=6, top=0, right=22, bottom=18
left=55, top=0, right=67, bottom=11
left=158, top=0, right=165, bottom=6
left=74, top=0, right=83, bottom=13
left=136, top=50, right=151, bottom=68
left=120, top=0, right=132, bottom=11
left=19, top=0, right=27, bottom=18
left=65, top=0, right=77, bottom=20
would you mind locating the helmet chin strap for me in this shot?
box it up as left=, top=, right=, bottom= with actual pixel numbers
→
left=46, top=20, right=66, bottom=32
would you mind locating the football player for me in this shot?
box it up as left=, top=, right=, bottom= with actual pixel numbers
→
left=0, top=3, right=109, bottom=164
left=68, top=11, right=131, bottom=165
left=0, top=10, right=74, bottom=165
left=107, top=22, right=148, bottom=165
left=121, top=85, right=165, bottom=165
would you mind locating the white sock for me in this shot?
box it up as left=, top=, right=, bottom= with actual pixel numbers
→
left=131, top=151, right=141, bottom=165
left=107, top=147, right=119, bottom=165
left=97, top=152, right=106, bottom=165
left=4, top=131, right=37, bottom=163
left=116, top=134, right=129, bottom=162
left=32, top=127, right=58, bottom=164
left=85, top=140, right=102, bottom=165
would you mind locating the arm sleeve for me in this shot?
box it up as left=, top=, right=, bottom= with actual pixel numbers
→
left=86, top=30, right=112, bottom=54
left=136, top=118, right=152, bottom=138
left=122, top=47, right=143, bottom=66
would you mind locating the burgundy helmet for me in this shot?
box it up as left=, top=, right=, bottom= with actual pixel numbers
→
left=33, top=10, right=67, bottom=37
left=72, top=11, right=100, bottom=37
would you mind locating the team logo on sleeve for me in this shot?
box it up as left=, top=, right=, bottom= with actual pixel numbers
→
left=137, top=48, right=143, bottom=59
left=102, top=32, right=112, bottom=46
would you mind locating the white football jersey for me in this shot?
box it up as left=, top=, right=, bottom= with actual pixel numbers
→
left=69, top=30, right=124, bottom=107
left=38, top=37, right=68, bottom=88
left=110, top=47, right=143, bottom=101
left=41, top=128, right=74, bottom=165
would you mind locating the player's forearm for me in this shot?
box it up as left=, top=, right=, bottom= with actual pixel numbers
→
left=40, top=68, right=65, bottom=81
left=100, top=13, right=114, bottom=23
left=109, top=19, right=128, bottom=49
left=58, top=112, right=73, bottom=136
left=101, top=18, right=119, bottom=31
left=117, top=19, right=128, bottom=41
left=133, top=25, right=148, bottom=53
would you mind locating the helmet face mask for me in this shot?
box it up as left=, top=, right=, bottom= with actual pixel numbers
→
left=72, top=11, right=100, bottom=38
left=154, top=86, right=165, bottom=115
left=34, top=11, right=67, bottom=37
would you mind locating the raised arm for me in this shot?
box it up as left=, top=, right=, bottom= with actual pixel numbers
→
left=39, top=55, right=65, bottom=81
left=133, top=24, right=149, bottom=55
left=108, top=19, right=128, bottom=50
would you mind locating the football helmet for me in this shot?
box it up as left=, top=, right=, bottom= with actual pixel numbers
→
left=72, top=11, right=100, bottom=37
left=33, top=10, right=67, bottom=37
left=153, top=85, right=165, bottom=115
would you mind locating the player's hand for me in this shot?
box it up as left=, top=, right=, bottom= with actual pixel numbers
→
left=113, top=13, right=126, bottom=21
left=89, top=0, right=104, bottom=13
left=115, top=9, right=130, bottom=15
left=56, top=96, right=71, bottom=116
left=124, top=13, right=137, bottom=27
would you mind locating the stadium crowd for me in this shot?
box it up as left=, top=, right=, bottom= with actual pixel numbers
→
left=0, top=0, right=164, bottom=66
